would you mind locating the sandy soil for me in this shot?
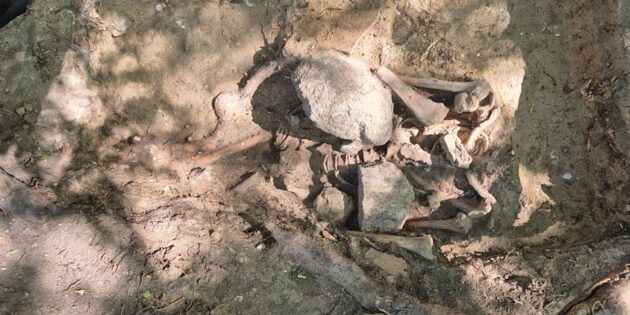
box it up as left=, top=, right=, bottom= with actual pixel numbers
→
left=0, top=0, right=629, bottom=314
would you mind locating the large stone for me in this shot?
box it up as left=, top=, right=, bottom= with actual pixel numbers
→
left=292, top=51, right=394, bottom=145
left=357, top=161, right=414, bottom=233
left=314, top=187, right=354, bottom=224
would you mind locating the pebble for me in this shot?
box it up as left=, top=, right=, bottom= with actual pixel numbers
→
left=562, top=173, right=572, bottom=180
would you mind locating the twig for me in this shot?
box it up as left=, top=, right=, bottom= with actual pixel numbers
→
left=157, top=296, right=184, bottom=312
left=16, top=252, right=27, bottom=265
left=63, top=279, right=82, bottom=292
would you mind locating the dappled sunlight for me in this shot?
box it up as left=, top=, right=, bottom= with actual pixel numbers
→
left=43, top=49, right=106, bottom=129
left=514, top=163, right=555, bottom=227
left=136, top=31, right=175, bottom=72
left=116, top=82, right=152, bottom=104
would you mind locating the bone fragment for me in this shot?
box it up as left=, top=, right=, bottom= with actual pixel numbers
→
left=399, top=76, right=490, bottom=113
left=440, top=133, right=473, bottom=169
left=399, top=144, right=432, bottom=165
left=465, top=171, right=497, bottom=205
left=377, top=67, right=449, bottom=126
left=195, top=131, right=272, bottom=166
left=447, top=198, right=492, bottom=219
left=465, top=107, right=500, bottom=153
left=266, top=222, right=462, bottom=314
left=422, top=119, right=460, bottom=136
left=405, top=213, right=473, bottom=234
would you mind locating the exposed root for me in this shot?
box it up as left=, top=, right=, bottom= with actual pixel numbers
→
left=266, top=222, right=462, bottom=314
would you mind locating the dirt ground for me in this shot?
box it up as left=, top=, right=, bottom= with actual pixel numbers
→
left=0, top=0, right=629, bottom=314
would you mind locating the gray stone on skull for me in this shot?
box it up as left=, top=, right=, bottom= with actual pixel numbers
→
left=314, top=187, right=354, bottom=224
left=358, top=161, right=414, bottom=233
left=292, top=51, right=394, bottom=145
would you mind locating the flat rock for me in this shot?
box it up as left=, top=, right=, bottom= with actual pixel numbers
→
left=292, top=51, right=394, bottom=145
left=364, top=248, right=408, bottom=276
left=358, top=161, right=414, bottom=233
left=314, top=187, right=354, bottom=224
left=440, top=133, right=472, bottom=168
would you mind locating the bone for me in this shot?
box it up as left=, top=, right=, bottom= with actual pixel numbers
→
left=465, top=107, right=500, bottom=153
left=465, top=171, right=497, bottom=205
left=447, top=197, right=492, bottom=219
left=195, top=131, right=272, bottom=166
left=347, top=231, right=435, bottom=261
left=173, top=59, right=288, bottom=155
left=405, top=212, right=473, bottom=234
left=266, top=222, right=462, bottom=314
left=377, top=67, right=449, bottom=126
left=421, top=119, right=460, bottom=136
left=399, top=76, right=491, bottom=113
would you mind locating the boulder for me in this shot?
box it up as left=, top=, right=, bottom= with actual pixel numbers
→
left=357, top=161, right=414, bottom=233
left=292, top=51, right=393, bottom=145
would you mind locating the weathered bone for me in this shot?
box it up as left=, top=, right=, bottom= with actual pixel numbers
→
left=377, top=67, right=449, bottom=126
left=465, top=107, right=500, bottom=153
left=347, top=231, right=435, bottom=261
left=465, top=171, right=496, bottom=205
left=399, top=76, right=490, bottom=113
left=405, top=213, right=473, bottom=234
left=173, top=59, right=288, bottom=156
left=447, top=197, right=492, bottom=219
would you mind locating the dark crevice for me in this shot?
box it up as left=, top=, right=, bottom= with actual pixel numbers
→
left=0, top=0, right=30, bottom=28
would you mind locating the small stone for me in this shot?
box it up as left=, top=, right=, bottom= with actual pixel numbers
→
left=112, top=17, right=131, bottom=37
left=562, top=173, right=572, bottom=180
left=185, top=136, right=193, bottom=143
left=364, top=248, right=407, bottom=276
left=24, top=113, right=37, bottom=124
left=292, top=51, right=394, bottom=145
left=128, top=135, right=142, bottom=144
left=24, top=104, right=33, bottom=112
left=16, top=107, right=26, bottom=116
left=314, top=187, right=353, bottom=224
left=358, top=161, right=414, bottom=233
left=440, top=133, right=472, bottom=168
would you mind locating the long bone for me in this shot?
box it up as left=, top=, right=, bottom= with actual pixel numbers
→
left=405, top=212, right=473, bottom=234
left=398, top=76, right=490, bottom=113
